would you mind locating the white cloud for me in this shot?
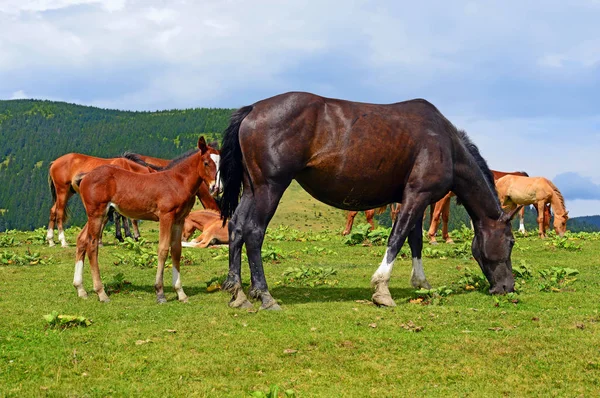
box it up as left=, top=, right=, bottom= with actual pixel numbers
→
left=9, top=90, right=28, bottom=99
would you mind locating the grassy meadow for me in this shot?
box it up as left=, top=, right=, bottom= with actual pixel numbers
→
left=1, top=182, right=600, bottom=397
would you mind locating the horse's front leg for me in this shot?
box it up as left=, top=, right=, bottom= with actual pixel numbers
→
left=170, top=223, right=188, bottom=302
left=131, top=220, right=141, bottom=241
left=86, top=216, right=109, bottom=302
left=518, top=206, right=526, bottom=234
left=365, top=209, right=376, bottom=231
left=536, top=201, right=547, bottom=238
left=222, top=195, right=253, bottom=309
left=371, top=193, right=430, bottom=307
left=155, top=215, right=173, bottom=303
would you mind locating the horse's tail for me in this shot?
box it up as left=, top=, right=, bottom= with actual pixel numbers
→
left=219, top=105, right=254, bottom=223
left=48, top=162, right=57, bottom=205
left=74, top=172, right=86, bottom=189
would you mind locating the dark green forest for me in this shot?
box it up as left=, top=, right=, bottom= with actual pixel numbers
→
left=0, top=99, right=598, bottom=232
left=0, top=100, right=233, bottom=231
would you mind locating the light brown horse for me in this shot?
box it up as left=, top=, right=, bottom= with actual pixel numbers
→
left=47, top=154, right=155, bottom=247
left=427, top=170, right=552, bottom=243
left=495, top=175, right=568, bottom=238
left=181, top=209, right=229, bottom=248
left=73, top=137, right=218, bottom=303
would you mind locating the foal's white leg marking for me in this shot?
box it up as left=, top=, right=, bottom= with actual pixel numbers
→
left=371, top=249, right=395, bottom=287
left=172, top=267, right=182, bottom=290
left=518, top=218, right=526, bottom=233
left=46, top=228, right=55, bottom=246
left=410, top=257, right=430, bottom=288
left=73, top=260, right=87, bottom=297
left=59, top=231, right=67, bottom=247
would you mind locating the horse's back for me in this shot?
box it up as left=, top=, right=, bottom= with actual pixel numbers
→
left=240, top=92, right=455, bottom=209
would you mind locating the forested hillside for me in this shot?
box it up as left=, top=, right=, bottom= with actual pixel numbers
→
left=0, top=99, right=597, bottom=232
left=0, top=100, right=233, bottom=230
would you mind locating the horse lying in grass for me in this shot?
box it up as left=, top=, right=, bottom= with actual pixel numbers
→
left=73, top=137, right=218, bottom=303
left=495, top=174, right=568, bottom=238
left=181, top=210, right=229, bottom=248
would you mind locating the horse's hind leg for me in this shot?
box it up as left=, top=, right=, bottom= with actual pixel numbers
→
left=86, top=216, right=109, bottom=302
left=441, top=197, right=453, bottom=244
left=427, top=202, right=441, bottom=244
left=170, top=223, right=188, bottom=302
left=155, top=215, right=173, bottom=303
left=131, top=220, right=140, bottom=241
left=55, top=193, right=72, bottom=247
left=73, top=223, right=89, bottom=298
left=371, top=192, right=431, bottom=307
left=243, top=183, right=289, bottom=310
left=518, top=206, right=526, bottom=233
left=223, top=195, right=253, bottom=309
left=365, top=209, right=376, bottom=230
left=408, top=217, right=431, bottom=289
left=47, top=202, right=57, bottom=247
left=342, top=211, right=358, bottom=235
left=122, top=216, right=133, bottom=240
left=113, top=211, right=124, bottom=242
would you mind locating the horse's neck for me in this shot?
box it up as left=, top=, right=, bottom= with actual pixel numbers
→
left=549, top=192, right=566, bottom=216
left=452, top=151, right=503, bottom=225
left=166, top=153, right=203, bottom=191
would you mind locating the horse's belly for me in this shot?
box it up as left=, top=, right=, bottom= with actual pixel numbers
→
left=295, top=172, right=402, bottom=211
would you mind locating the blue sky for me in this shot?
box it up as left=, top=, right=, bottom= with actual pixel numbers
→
left=1, top=0, right=599, bottom=217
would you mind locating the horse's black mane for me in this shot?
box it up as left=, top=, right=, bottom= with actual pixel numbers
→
left=121, top=152, right=162, bottom=171
left=455, top=129, right=496, bottom=192
left=121, top=149, right=199, bottom=171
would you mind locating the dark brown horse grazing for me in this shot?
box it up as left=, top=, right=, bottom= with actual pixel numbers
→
left=47, top=154, right=155, bottom=247
left=220, top=92, right=520, bottom=310
left=73, top=137, right=218, bottom=303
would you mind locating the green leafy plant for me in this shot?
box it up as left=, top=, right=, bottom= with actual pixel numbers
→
left=512, top=260, right=533, bottom=279
left=105, top=272, right=131, bottom=294
left=342, top=223, right=373, bottom=246
left=411, top=286, right=453, bottom=305
left=449, top=224, right=474, bottom=242
left=43, top=311, right=92, bottom=329
left=262, top=245, right=285, bottom=262
left=0, top=249, right=52, bottom=266
left=0, top=234, right=20, bottom=247
left=545, top=236, right=582, bottom=252
left=457, top=267, right=489, bottom=292
left=493, top=292, right=520, bottom=307
left=538, top=267, right=579, bottom=292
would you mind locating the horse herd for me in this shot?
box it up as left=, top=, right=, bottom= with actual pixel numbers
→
left=45, top=92, right=569, bottom=309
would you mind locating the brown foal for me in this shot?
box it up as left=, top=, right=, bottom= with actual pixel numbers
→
left=73, top=137, right=218, bottom=303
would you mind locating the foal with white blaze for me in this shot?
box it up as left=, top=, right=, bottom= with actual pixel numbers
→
left=73, top=137, right=218, bottom=303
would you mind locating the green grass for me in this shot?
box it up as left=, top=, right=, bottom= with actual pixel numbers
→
left=1, top=206, right=600, bottom=396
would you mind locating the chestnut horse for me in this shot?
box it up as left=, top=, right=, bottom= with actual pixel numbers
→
left=125, top=149, right=221, bottom=212
left=495, top=175, right=568, bottom=238
left=220, top=92, right=519, bottom=310
left=73, top=137, right=218, bottom=303
left=181, top=210, right=229, bottom=248
left=47, top=154, right=155, bottom=247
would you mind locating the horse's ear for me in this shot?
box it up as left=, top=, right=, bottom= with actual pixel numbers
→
left=506, top=205, right=523, bottom=221
left=198, top=136, right=208, bottom=154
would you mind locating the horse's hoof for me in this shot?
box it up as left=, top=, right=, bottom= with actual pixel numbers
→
left=260, top=302, right=282, bottom=311
left=411, top=280, right=432, bottom=290
left=429, top=241, right=439, bottom=245
left=157, top=296, right=167, bottom=304
left=446, top=239, right=455, bottom=245
left=179, top=296, right=189, bottom=303
left=78, top=291, right=88, bottom=299
left=61, top=244, right=69, bottom=248
left=372, top=293, right=396, bottom=307
left=48, top=241, right=56, bottom=247
left=229, top=298, right=253, bottom=309
left=99, top=296, right=110, bottom=303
